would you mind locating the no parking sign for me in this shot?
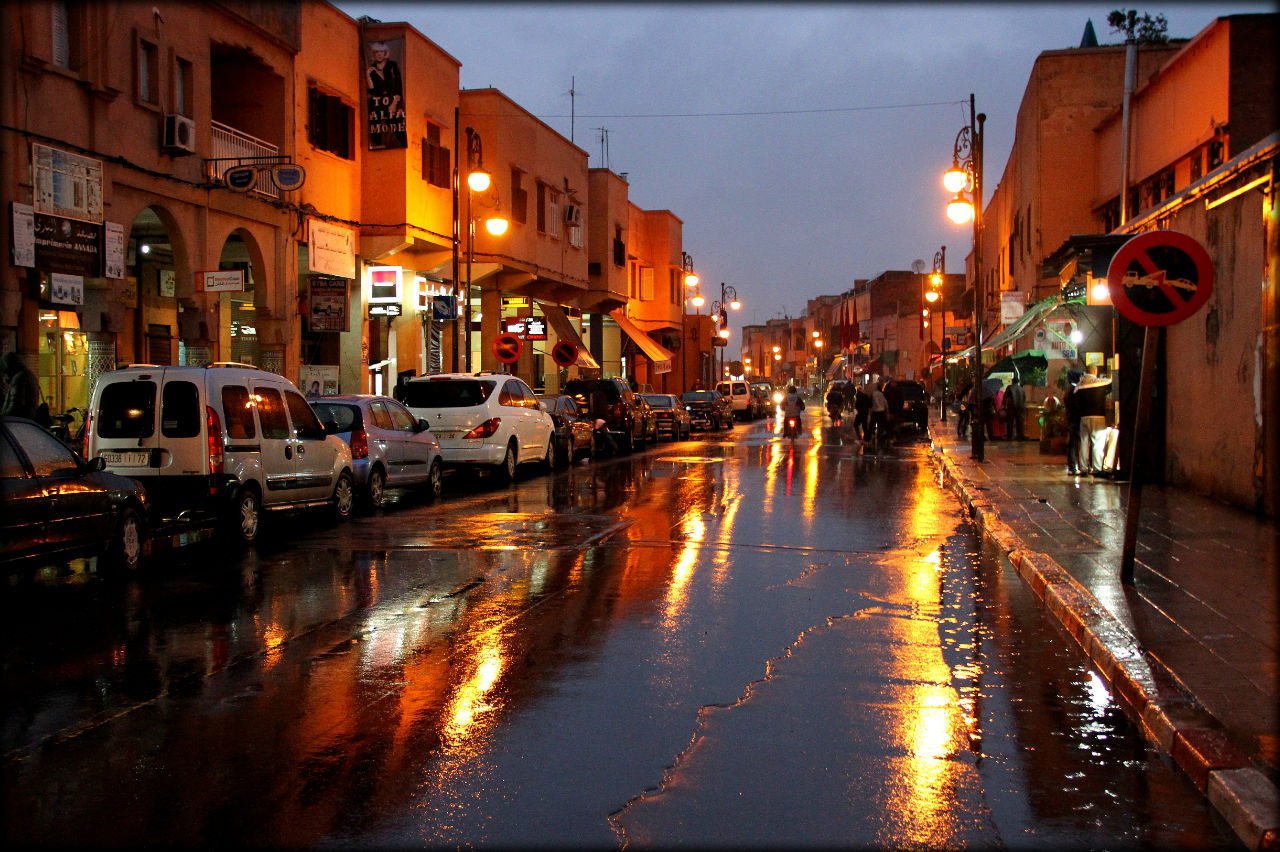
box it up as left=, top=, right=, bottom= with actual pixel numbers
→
left=1106, top=231, right=1214, bottom=327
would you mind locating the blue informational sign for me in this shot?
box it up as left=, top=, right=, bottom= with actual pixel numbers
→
left=432, top=294, right=457, bottom=320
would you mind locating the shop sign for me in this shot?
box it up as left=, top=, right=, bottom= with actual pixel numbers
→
left=524, top=317, right=547, bottom=340
left=365, top=36, right=408, bottom=151
left=308, top=276, right=349, bottom=332
left=368, top=303, right=402, bottom=317
left=1000, top=291, right=1027, bottom=324
left=48, top=273, right=84, bottom=306
left=368, top=266, right=402, bottom=304
left=308, top=219, right=355, bottom=279
left=198, top=270, right=245, bottom=293
left=32, top=212, right=102, bottom=277
left=11, top=203, right=35, bottom=266
left=103, top=221, right=125, bottom=279
left=32, top=144, right=102, bottom=222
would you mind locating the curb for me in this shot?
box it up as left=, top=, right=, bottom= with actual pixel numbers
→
left=931, top=443, right=1280, bottom=851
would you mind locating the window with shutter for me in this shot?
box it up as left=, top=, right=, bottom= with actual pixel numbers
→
left=549, top=190, right=562, bottom=239
left=537, top=183, right=546, bottom=232
left=52, top=1, right=70, bottom=68
left=308, top=87, right=353, bottom=160
left=422, top=124, right=450, bottom=187
left=641, top=267, right=655, bottom=301
left=511, top=170, right=528, bottom=224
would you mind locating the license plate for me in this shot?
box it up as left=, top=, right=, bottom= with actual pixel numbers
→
left=101, top=450, right=149, bottom=467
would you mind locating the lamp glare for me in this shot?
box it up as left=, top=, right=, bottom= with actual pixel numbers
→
left=947, top=196, right=974, bottom=224
left=943, top=167, right=967, bottom=193
left=684, top=273, right=699, bottom=288
left=485, top=217, right=509, bottom=236
left=468, top=169, right=491, bottom=192
left=730, top=299, right=741, bottom=311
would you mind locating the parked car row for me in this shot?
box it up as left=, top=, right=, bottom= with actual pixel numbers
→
left=2, top=365, right=734, bottom=575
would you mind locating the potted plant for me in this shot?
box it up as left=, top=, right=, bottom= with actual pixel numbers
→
left=1038, top=394, right=1069, bottom=454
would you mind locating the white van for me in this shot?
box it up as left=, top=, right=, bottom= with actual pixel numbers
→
left=715, top=380, right=752, bottom=420
left=86, top=363, right=354, bottom=543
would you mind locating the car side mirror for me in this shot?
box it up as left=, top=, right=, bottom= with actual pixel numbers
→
left=417, top=418, right=430, bottom=432
left=87, top=455, right=106, bottom=472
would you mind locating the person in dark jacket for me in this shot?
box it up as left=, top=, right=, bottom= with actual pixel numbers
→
left=853, top=383, right=872, bottom=441
left=1003, top=370, right=1027, bottom=440
left=1, top=351, right=41, bottom=421
left=1064, top=369, right=1084, bottom=475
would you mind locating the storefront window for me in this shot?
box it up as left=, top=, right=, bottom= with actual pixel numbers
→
left=37, top=310, right=90, bottom=414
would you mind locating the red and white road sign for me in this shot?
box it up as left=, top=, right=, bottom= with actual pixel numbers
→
left=1106, top=230, right=1214, bottom=327
left=493, top=333, right=523, bottom=364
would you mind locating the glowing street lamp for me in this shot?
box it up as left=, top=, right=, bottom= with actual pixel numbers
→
left=942, top=94, right=986, bottom=461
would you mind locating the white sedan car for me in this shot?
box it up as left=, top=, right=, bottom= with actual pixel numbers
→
left=401, top=373, right=555, bottom=482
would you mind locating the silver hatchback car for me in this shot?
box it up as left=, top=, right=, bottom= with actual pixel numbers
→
left=309, top=394, right=444, bottom=509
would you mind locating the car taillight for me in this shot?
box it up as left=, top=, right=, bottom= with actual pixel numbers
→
left=350, top=427, right=369, bottom=459
left=206, top=405, right=224, bottom=477
left=463, top=417, right=500, bottom=439
left=656, top=411, right=671, bottom=419
left=611, top=402, right=626, bottom=420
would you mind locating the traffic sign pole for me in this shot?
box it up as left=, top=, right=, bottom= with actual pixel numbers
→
left=1120, top=325, right=1160, bottom=584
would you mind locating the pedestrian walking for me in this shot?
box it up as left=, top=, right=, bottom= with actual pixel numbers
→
left=869, top=381, right=890, bottom=445
left=853, top=382, right=871, bottom=441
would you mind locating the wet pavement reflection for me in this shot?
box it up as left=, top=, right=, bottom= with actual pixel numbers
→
left=2, top=416, right=1232, bottom=847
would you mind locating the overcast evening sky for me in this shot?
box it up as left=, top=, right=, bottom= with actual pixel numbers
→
left=335, top=1, right=1273, bottom=326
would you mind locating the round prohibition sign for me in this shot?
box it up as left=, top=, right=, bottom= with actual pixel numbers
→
left=1106, top=230, right=1214, bottom=327
left=493, top=333, right=523, bottom=364
left=550, top=340, right=578, bottom=367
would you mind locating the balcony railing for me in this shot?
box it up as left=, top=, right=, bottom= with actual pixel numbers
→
left=206, top=121, right=280, bottom=199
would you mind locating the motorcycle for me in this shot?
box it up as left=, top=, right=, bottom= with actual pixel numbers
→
left=783, top=414, right=801, bottom=441
left=826, top=401, right=843, bottom=426
left=48, top=407, right=87, bottom=455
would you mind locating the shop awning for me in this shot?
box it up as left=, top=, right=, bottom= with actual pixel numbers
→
left=824, top=354, right=846, bottom=379
left=982, top=295, right=1059, bottom=352
left=609, top=309, right=674, bottom=374
left=537, top=301, right=600, bottom=369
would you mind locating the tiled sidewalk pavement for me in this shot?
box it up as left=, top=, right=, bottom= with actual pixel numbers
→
left=927, top=416, right=1279, bottom=850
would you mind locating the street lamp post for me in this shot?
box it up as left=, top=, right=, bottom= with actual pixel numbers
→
left=710, top=282, right=739, bottom=384
left=943, top=94, right=985, bottom=462
left=681, top=252, right=698, bottom=394
left=931, top=247, right=947, bottom=423
left=459, top=126, right=508, bottom=374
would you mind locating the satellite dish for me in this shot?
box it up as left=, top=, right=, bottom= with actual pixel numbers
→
left=911, top=258, right=927, bottom=274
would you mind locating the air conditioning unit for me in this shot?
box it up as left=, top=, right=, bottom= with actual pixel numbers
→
left=564, top=204, right=582, bottom=225
left=162, top=114, right=196, bottom=154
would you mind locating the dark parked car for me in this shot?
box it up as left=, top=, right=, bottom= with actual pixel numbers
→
left=308, top=394, right=444, bottom=509
left=1, top=415, right=149, bottom=571
left=894, top=380, right=930, bottom=432
left=564, top=378, right=646, bottom=452
left=537, top=394, right=594, bottom=466
left=682, top=390, right=733, bottom=431
left=635, top=395, right=659, bottom=445
left=642, top=393, right=691, bottom=440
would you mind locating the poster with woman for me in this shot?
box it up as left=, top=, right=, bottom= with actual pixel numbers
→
left=365, top=37, right=407, bottom=150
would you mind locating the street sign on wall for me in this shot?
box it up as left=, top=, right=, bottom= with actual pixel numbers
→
left=1106, top=230, right=1214, bottom=327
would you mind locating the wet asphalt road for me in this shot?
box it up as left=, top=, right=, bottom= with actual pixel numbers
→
left=1, top=414, right=1235, bottom=848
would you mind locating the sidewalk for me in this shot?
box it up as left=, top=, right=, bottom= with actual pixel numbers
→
left=927, top=413, right=1279, bottom=850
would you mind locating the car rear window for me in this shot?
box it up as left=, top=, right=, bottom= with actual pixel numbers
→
left=161, top=380, right=201, bottom=438
left=644, top=395, right=672, bottom=408
left=311, top=402, right=359, bottom=432
left=683, top=391, right=718, bottom=402
left=402, top=379, right=495, bottom=408
left=98, top=381, right=156, bottom=439
left=565, top=380, right=620, bottom=403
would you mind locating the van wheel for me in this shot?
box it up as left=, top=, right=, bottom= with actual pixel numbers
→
left=364, top=466, right=387, bottom=510
left=426, top=459, right=443, bottom=499
left=493, top=441, right=517, bottom=483
left=105, top=507, right=145, bottom=572
left=228, top=488, right=261, bottom=544
left=332, top=471, right=355, bottom=520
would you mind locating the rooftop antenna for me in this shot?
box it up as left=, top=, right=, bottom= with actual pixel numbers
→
left=592, top=126, right=610, bottom=169
left=568, top=76, right=576, bottom=143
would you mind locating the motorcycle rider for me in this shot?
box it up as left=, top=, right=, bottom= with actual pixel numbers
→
left=782, top=383, right=805, bottom=437
left=824, top=383, right=844, bottom=422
